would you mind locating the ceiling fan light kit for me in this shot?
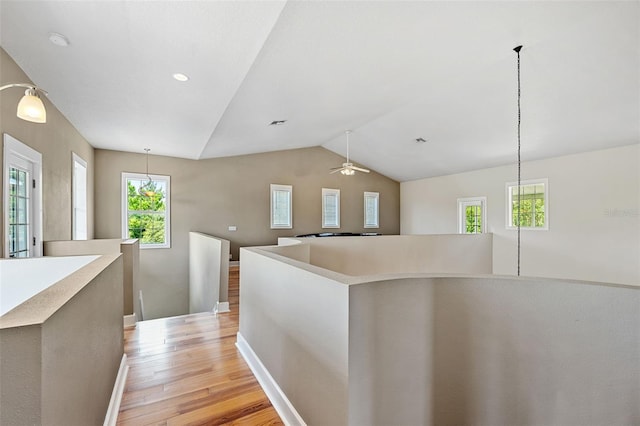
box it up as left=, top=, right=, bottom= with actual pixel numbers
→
left=330, top=130, right=370, bottom=176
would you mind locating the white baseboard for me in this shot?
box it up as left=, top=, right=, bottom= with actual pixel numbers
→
left=123, top=314, right=136, bottom=327
left=229, top=260, right=240, bottom=267
left=236, top=332, right=306, bottom=426
left=215, top=301, right=230, bottom=313
left=103, top=354, right=129, bottom=426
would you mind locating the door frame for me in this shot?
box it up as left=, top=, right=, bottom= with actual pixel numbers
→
left=3, top=133, right=43, bottom=257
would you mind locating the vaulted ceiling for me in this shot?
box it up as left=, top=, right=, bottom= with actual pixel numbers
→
left=1, top=1, right=638, bottom=182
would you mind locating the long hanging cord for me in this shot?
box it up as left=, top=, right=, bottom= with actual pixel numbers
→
left=145, top=148, right=151, bottom=178
left=514, top=45, right=522, bottom=276
left=345, top=130, right=351, bottom=163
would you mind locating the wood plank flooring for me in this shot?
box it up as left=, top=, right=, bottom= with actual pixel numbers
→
left=117, top=267, right=283, bottom=426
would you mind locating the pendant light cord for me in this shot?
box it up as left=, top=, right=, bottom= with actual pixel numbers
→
left=514, top=45, right=522, bottom=277
left=145, top=148, right=151, bottom=178
left=345, top=130, right=351, bottom=163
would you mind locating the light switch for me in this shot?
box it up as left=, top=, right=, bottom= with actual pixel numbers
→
left=228, top=226, right=237, bottom=231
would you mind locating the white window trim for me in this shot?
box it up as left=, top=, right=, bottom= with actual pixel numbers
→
left=270, top=184, right=293, bottom=229
left=505, top=178, right=549, bottom=231
left=72, top=152, right=88, bottom=240
left=3, top=134, right=42, bottom=258
left=364, top=191, right=380, bottom=229
left=122, top=172, right=171, bottom=249
left=322, top=188, right=340, bottom=229
left=457, top=196, right=487, bottom=234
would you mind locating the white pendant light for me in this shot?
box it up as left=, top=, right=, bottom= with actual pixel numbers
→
left=17, top=88, right=47, bottom=123
left=0, top=83, right=48, bottom=123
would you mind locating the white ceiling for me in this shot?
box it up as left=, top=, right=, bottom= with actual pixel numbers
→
left=1, top=1, right=638, bottom=182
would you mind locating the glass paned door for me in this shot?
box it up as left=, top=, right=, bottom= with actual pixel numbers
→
left=3, top=133, right=42, bottom=258
left=8, top=165, right=31, bottom=257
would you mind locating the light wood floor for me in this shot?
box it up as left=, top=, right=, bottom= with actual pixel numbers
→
left=117, top=267, right=283, bottom=425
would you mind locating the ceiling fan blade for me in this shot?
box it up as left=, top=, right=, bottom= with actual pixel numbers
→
left=352, top=166, right=370, bottom=173
left=329, top=168, right=344, bottom=174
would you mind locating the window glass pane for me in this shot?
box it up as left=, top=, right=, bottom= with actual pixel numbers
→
left=8, top=167, right=31, bottom=256
left=17, top=169, right=27, bottom=197
left=272, top=190, right=291, bottom=226
left=364, top=192, right=379, bottom=228
left=465, top=205, right=476, bottom=233
left=9, top=168, right=17, bottom=196
left=129, top=213, right=165, bottom=244
left=324, top=196, right=337, bottom=226
left=508, top=181, right=546, bottom=229
left=8, top=225, right=16, bottom=254
left=270, top=184, right=292, bottom=229
left=322, top=189, right=340, bottom=228
left=458, top=197, right=486, bottom=234
left=73, top=156, right=88, bottom=240
left=464, top=204, right=483, bottom=234
left=17, top=197, right=27, bottom=224
left=9, top=196, right=16, bottom=224
left=17, top=225, right=28, bottom=251
left=123, top=173, right=171, bottom=248
left=74, top=208, right=87, bottom=240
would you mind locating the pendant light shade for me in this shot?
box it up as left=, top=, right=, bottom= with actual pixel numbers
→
left=0, top=83, right=48, bottom=123
left=139, top=148, right=156, bottom=197
left=139, top=179, right=156, bottom=197
left=17, top=88, right=47, bottom=123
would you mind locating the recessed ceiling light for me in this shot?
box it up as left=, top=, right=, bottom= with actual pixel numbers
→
left=269, top=120, right=287, bottom=126
left=415, top=137, right=428, bottom=143
left=48, top=32, right=70, bottom=47
left=173, top=73, right=189, bottom=82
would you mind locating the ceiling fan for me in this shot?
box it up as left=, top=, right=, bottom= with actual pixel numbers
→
left=330, top=130, right=370, bottom=175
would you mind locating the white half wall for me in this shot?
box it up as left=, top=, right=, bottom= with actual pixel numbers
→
left=239, top=244, right=639, bottom=425
left=239, top=247, right=350, bottom=425
left=189, top=232, right=230, bottom=314
left=401, top=144, right=640, bottom=285
left=1, top=255, right=124, bottom=426
left=43, top=239, right=140, bottom=318
left=276, top=234, right=492, bottom=276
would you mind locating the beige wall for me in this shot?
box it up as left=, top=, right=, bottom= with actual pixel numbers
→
left=95, top=147, right=400, bottom=319
left=401, top=144, right=640, bottom=286
left=0, top=48, right=95, bottom=257
left=0, top=255, right=123, bottom=425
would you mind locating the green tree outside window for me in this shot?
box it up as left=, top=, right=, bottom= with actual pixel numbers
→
left=127, top=180, right=166, bottom=244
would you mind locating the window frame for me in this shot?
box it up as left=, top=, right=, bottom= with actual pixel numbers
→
left=270, top=184, right=293, bottom=229
left=457, top=196, right=486, bottom=234
left=72, top=153, right=88, bottom=240
left=322, top=188, right=341, bottom=229
left=122, top=172, right=171, bottom=249
left=364, top=191, right=380, bottom=228
left=505, top=178, right=549, bottom=231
